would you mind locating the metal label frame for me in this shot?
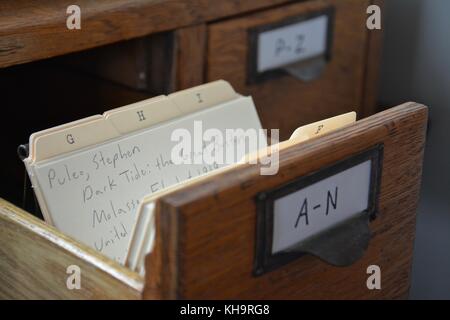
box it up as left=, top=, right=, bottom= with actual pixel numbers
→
left=247, top=6, right=335, bottom=85
left=254, top=144, right=384, bottom=276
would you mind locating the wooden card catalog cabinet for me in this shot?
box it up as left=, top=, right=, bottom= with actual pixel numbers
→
left=145, top=102, right=427, bottom=299
left=207, top=0, right=381, bottom=140
left=0, top=103, right=427, bottom=299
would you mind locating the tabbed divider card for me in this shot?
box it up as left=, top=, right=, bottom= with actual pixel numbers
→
left=169, top=80, right=239, bottom=113
left=126, top=160, right=250, bottom=272
left=289, top=112, right=356, bottom=142
left=29, top=115, right=105, bottom=161
left=25, top=115, right=123, bottom=224
left=127, top=110, right=358, bottom=273
left=104, top=96, right=182, bottom=135
left=22, top=80, right=265, bottom=265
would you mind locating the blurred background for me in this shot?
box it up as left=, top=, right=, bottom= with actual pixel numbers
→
left=380, top=0, right=450, bottom=299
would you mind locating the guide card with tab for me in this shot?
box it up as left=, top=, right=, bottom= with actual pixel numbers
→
left=20, top=79, right=357, bottom=268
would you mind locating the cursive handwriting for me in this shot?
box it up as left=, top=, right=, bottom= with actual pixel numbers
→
left=92, top=144, right=141, bottom=170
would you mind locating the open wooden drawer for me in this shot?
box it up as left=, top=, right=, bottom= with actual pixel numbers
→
left=0, top=102, right=427, bottom=299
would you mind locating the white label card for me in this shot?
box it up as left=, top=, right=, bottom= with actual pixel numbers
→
left=272, top=160, right=372, bottom=254
left=257, top=15, right=329, bottom=73
left=31, top=97, right=264, bottom=264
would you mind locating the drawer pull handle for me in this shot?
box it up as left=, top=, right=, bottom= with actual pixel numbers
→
left=282, top=56, right=327, bottom=82
left=285, top=212, right=371, bottom=267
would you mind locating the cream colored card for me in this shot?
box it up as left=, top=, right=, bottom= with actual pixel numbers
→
left=169, top=80, right=238, bottom=113
left=290, top=112, right=356, bottom=142
left=24, top=81, right=264, bottom=265
left=104, top=96, right=183, bottom=135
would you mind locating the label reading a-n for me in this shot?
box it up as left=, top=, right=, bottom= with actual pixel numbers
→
left=272, top=160, right=372, bottom=254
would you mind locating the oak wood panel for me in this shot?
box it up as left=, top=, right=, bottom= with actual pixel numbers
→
left=146, top=103, right=427, bottom=299
left=143, top=201, right=180, bottom=299
left=207, top=0, right=372, bottom=140
left=361, top=0, right=385, bottom=117
left=175, top=24, right=207, bottom=90
left=0, top=199, right=143, bottom=299
left=0, top=0, right=292, bottom=68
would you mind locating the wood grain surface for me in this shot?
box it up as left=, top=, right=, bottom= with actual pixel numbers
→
left=145, top=102, right=427, bottom=299
left=207, top=0, right=375, bottom=140
left=0, top=199, right=143, bottom=299
left=175, top=24, right=207, bottom=91
left=0, top=0, right=291, bottom=68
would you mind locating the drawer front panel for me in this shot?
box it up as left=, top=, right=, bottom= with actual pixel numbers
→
left=208, top=0, right=372, bottom=140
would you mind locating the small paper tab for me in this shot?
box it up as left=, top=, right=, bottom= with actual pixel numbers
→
left=104, top=96, right=182, bottom=135
left=33, top=118, right=120, bottom=162
left=169, top=80, right=238, bottom=113
left=290, top=111, right=356, bottom=142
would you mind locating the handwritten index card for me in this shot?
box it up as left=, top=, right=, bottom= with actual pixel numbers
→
left=28, top=96, right=263, bottom=263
